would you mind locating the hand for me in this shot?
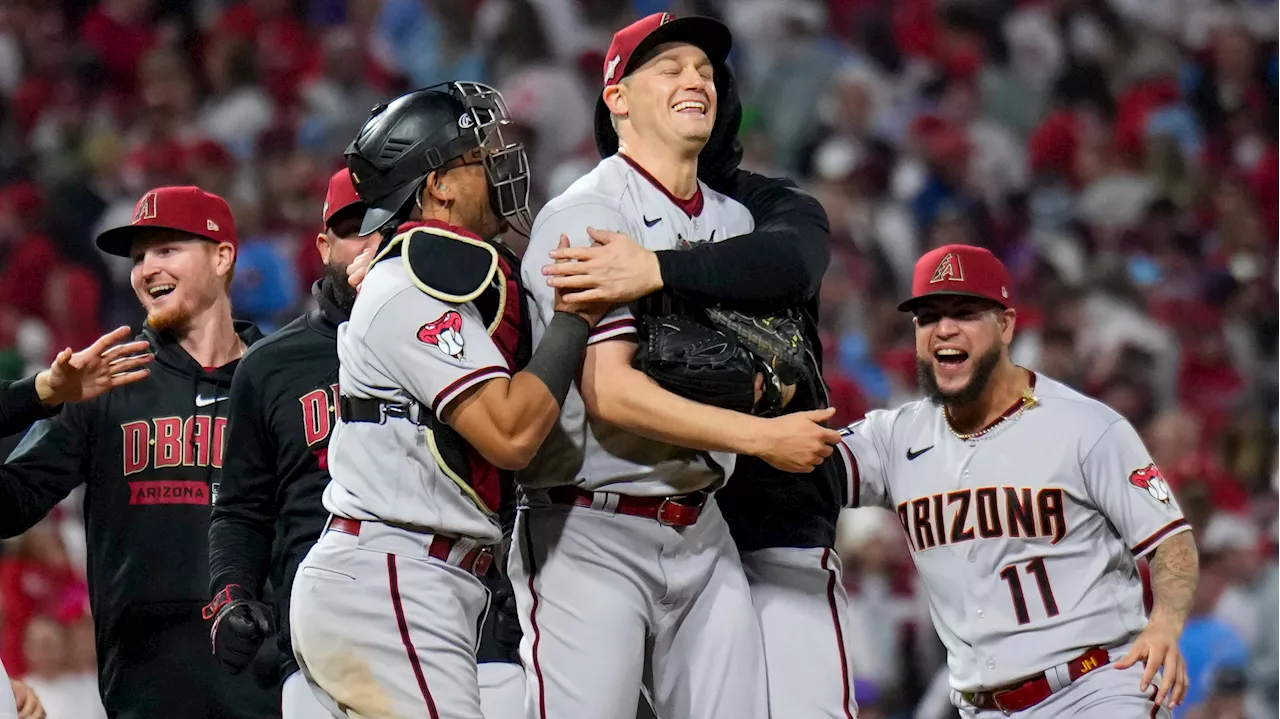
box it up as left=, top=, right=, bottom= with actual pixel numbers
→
left=203, top=585, right=273, bottom=674
left=348, top=247, right=375, bottom=292
left=752, top=407, right=841, bottom=473
left=544, top=227, right=663, bottom=304
left=1114, top=618, right=1188, bottom=709
left=551, top=235, right=612, bottom=326
left=35, top=326, right=153, bottom=407
left=753, top=373, right=797, bottom=408
left=10, top=679, right=44, bottom=719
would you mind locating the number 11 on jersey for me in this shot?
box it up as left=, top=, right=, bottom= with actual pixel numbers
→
left=999, top=557, right=1060, bottom=625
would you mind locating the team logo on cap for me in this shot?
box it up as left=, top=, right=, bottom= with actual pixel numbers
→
left=133, top=192, right=158, bottom=224
left=1128, top=463, right=1172, bottom=505
left=418, top=310, right=466, bottom=360
left=458, top=113, right=475, bottom=129
left=929, top=252, right=965, bottom=283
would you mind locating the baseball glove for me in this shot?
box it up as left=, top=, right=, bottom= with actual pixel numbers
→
left=633, top=315, right=761, bottom=414
left=704, top=307, right=814, bottom=387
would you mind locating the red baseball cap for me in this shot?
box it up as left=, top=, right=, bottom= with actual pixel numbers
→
left=96, top=186, right=238, bottom=258
left=593, top=12, right=732, bottom=156
left=322, top=168, right=364, bottom=228
left=898, top=244, right=1013, bottom=312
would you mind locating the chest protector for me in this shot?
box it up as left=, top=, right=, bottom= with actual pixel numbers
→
left=372, top=222, right=531, bottom=521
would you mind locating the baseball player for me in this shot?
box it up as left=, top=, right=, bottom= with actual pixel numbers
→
left=0, top=187, right=279, bottom=718
left=513, top=13, right=842, bottom=719
left=289, top=82, right=607, bottom=719
left=835, top=243, right=1198, bottom=718
left=204, top=168, right=378, bottom=718
left=544, top=58, right=860, bottom=718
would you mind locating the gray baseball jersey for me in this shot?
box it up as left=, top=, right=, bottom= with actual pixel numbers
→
left=518, top=153, right=754, bottom=496
left=324, top=226, right=512, bottom=543
left=836, top=373, right=1189, bottom=692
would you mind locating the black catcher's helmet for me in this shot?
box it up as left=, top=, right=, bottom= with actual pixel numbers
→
left=346, top=82, right=532, bottom=237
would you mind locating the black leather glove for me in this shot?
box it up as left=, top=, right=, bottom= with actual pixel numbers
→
left=203, top=584, right=273, bottom=674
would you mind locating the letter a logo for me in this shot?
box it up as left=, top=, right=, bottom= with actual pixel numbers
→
left=133, top=192, right=158, bottom=224
left=929, top=253, right=964, bottom=284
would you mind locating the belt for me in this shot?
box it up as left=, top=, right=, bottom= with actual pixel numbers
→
left=325, top=516, right=495, bottom=577
left=340, top=395, right=429, bottom=426
left=545, top=486, right=707, bottom=527
left=962, top=646, right=1111, bottom=714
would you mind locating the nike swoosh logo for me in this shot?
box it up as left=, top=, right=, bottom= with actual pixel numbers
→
left=195, top=395, right=229, bottom=408
left=644, top=216, right=661, bottom=227
left=906, top=445, right=934, bottom=460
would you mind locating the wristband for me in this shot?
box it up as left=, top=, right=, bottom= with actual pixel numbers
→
left=524, top=311, right=590, bottom=405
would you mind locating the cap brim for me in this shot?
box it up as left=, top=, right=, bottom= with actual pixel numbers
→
left=595, top=16, right=733, bottom=160
left=325, top=199, right=366, bottom=229
left=897, top=291, right=1009, bottom=312
left=95, top=225, right=219, bottom=258
left=358, top=181, right=420, bottom=237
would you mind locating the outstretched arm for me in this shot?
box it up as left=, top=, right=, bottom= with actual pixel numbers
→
left=543, top=171, right=830, bottom=309
left=581, top=338, right=839, bottom=473
left=0, top=326, right=152, bottom=438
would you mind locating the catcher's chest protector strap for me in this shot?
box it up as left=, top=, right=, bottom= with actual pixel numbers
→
left=372, top=222, right=499, bottom=304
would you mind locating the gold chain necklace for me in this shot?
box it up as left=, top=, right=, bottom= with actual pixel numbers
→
left=945, top=387, right=1040, bottom=441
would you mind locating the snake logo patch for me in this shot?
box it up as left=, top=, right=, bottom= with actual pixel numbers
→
left=419, top=310, right=466, bottom=360
left=1128, top=463, right=1171, bottom=505
left=929, top=252, right=965, bottom=283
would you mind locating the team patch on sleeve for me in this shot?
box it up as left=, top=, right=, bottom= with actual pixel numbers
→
left=1128, top=463, right=1171, bottom=504
left=419, top=310, right=466, bottom=359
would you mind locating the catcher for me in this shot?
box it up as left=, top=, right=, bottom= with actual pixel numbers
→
left=541, top=56, right=859, bottom=718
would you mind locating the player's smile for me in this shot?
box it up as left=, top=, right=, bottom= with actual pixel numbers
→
left=932, top=344, right=971, bottom=381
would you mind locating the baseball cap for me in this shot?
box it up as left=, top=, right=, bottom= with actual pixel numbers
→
left=593, top=12, right=732, bottom=156
left=322, top=168, right=364, bottom=228
left=898, top=244, right=1013, bottom=312
left=96, top=186, right=238, bottom=258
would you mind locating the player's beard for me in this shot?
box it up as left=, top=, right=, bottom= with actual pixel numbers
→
left=146, top=297, right=195, bottom=335
left=917, top=343, right=1002, bottom=408
left=323, top=262, right=358, bottom=316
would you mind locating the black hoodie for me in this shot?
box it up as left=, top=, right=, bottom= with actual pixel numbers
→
left=0, top=320, right=280, bottom=719
left=207, top=279, right=346, bottom=686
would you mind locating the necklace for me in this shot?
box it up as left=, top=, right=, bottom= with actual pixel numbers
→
left=945, top=387, right=1040, bottom=441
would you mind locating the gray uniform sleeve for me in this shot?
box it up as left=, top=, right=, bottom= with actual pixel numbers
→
left=366, top=289, right=511, bottom=420
left=523, top=202, right=639, bottom=345
left=837, top=410, right=894, bottom=509
left=1080, top=418, right=1190, bottom=558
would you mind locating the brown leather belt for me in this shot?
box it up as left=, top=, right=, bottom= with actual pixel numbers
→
left=962, top=647, right=1110, bottom=714
left=545, top=486, right=707, bottom=527
left=325, top=516, right=495, bottom=576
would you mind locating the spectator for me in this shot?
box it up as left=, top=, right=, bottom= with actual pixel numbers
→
left=19, top=615, right=107, bottom=719
left=1179, top=551, right=1251, bottom=715
left=0, top=519, right=81, bottom=676
left=198, top=36, right=276, bottom=160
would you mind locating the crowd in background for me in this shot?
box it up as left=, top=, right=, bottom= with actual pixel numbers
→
left=0, top=0, right=1273, bottom=718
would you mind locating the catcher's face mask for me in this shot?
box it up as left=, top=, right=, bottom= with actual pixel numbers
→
left=453, top=82, right=533, bottom=237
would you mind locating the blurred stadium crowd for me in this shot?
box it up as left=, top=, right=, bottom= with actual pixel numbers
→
left=0, top=0, right=1272, bottom=718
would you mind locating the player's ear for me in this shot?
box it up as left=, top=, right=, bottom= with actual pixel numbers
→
left=602, top=83, right=628, bottom=120
left=1000, top=308, right=1016, bottom=343
left=423, top=169, right=450, bottom=206
left=213, top=242, right=236, bottom=284
left=315, top=232, right=331, bottom=266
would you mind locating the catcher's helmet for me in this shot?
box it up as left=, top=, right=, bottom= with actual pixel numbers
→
left=346, top=82, right=532, bottom=237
